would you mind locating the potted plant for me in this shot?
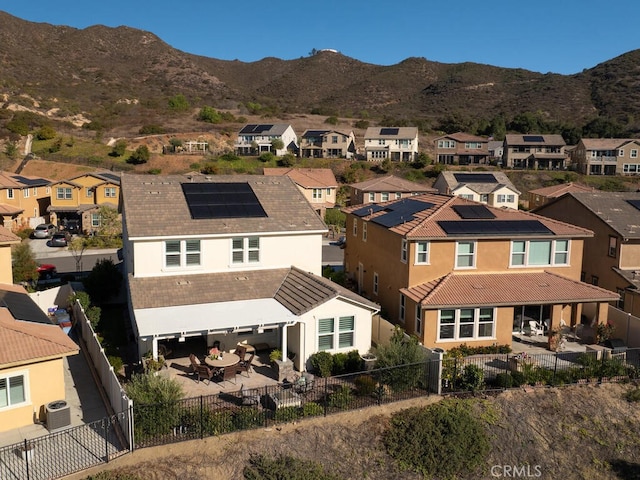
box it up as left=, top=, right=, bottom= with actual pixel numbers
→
left=20, top=441, right=35, bottom=461
left=269, top=349, right=283, bottom=364
left=360, top=351, right=377, bottom=371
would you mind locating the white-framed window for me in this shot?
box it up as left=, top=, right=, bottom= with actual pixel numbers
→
left=7, top=188, right=14, bottom=199
left=362, top=221, right=367, bottom=241
left=415, top=241, right=429, bottom=264
left=460, top=194, right=474, bottom=200
left=399, top=294, right=405, bottom=323
left=395, top=192, right=402, bottom=199
left=609, top=236, right=617, bottom=257
left=618, top=149, right=624, bottom=157
left=165, top=239, right=201, bottom=268
left=232, top=237, right=259, bottom=264
left=0, top=371, right=28, bottom=409
left=105, top=187, right=116, bottom=198
left=498, top=194, right=515, bottom=203
left=415, top=304, right=422, bottom=335
left=480, top=194, right=488, bottom=203
left=373, top=272, right=379, bottom=295
left=381, top=192, right=390, bottom=201
left=91, top=213, right=101, bottom=228
left=378, top=139, right=386, bottom=145
left=438, top=308, right=495, bottom=341
left=56, top=187, right=72, bottom=200
left=437, top=140, right=456, bottom=148
left=401, top=239, right=408, bottom=263
left=510, top=239, right=569, bottom=267
left=623, top=164, right=640, bottom=174
left=632, top=149, right=638, bottom=158
left=368, top=192, right=375, bottom=202
left=455, top=241, right=476, bottom=269
left=317, top=316, right=355, bottom=351
left=326, top=188, right=331, bottom=195
left=312, top=188, right=322, bottom=199
left=86, top=187, right=93, bottom=198
left=352, top=218, right=357, bottom=236
left=23, top=188, right=29, bottom=198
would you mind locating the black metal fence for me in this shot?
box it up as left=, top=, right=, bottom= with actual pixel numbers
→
left=442, top=347, right=640, bottom=393
left=132, top=361, right=438, bottom=449
left=0, top=413, right=128, bottom=480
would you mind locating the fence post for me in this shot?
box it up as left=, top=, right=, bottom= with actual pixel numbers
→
left=553, top=353, right=558, bottom=385
left=104, top=417, right=110, bottom=463
left=264, top=386, right=269, bottom=428
left=24, top=439, right=30, bottom=479
left=200, top=396, right=204, bottom=439
left=129, top=403, right=135, bottom=452
left=323, top=377, right=328, bottom=417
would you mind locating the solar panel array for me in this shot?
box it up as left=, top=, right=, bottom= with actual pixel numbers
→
left=352, top=204, right=386, bottom=217
left=453, top=205, right=496, bottom=219
left=453, top=173, right=497, bottom=184
left=12, top=175, right=49, bottom=186
left=181, top=183, right=267, bottom=219
left=627, top=199, right=640, bottom=211
left=438, top=220, right=553, bottom=236
left=523, top=135, right=544, bottom=142
left=239, top=124, right=274, bottom=134
left=368, top=198, right=432, bottom=228
left=380, top=128, right=399, bottom=135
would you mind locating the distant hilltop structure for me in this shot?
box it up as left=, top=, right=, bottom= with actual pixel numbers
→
left=309, top=48, right=340, bottom=56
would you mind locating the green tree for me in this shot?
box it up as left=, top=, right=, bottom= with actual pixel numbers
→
left=324, top=116, right=338, bottom=125
left=111, top=139, right=127, bottom=157
left=197, top=106, right=222, bottom=123
left=4, top=141, right=18, bottom=159
left=127, top=145, right=150, bottom=164
left=168, top=94, right=190, bottom=112
left=11, top=242, right=38, bottom=283
left=36, top=125, right=57, bottom=140
left=95, top=205, right=121, bottom=237
left=6, top=117, right=29, bottom=136
left=83, top=258, right=122, bottom=304
left=270, top=138, right=284, bottom=152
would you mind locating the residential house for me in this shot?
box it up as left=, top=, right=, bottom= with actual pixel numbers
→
left=488, top=140, right=504, bottom=164
left=263, top=168, right=338, bottom=218
left=502, top=134, right=568, bottom=170
left=299, top=129, right=356, bottom=159
left=342, top=194, right=617, bottom=350
left=572, top=138, right=640, bottom=176
left=348, top=175, right=436, bottom=206
left=433, top=171, right=520, bottom=209
left=120, top=173, right=379, bottom=372
left=363, top=127, right=419, bottom=162
left=234, top=124, right=298, bottom=156
left=433, top=132, right=489, bottom=165
left=0, top=227, right=20, bottom=284
left=47, top=172, right=121, bottom=234
left=528, top=182, right=594, bottom=210
left=535, top=192, right=640, bottom=317
left=0, top=171, right=52, bottom=231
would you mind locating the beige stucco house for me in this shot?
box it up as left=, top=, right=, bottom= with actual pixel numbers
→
left=503, top=134, right=568, bottom=170
left=348, top=175, right=436, bottom=206
left=433, top=132, right=489, bottom=165
left=0, top=171, right=52, bottom=231
left=433, top=171, right=520, bottom=210
left=572, top=138, right=640, bottom=176
left=263, top=168, right=338, bottom=218
left=364, top=127, right=419, bottom=162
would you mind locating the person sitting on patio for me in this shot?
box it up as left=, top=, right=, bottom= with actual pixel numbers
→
left=209, top=346, right=220, bottom=357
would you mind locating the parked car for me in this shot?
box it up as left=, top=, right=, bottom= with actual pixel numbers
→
left=336, top=236, right=346, bottom=248
left=37, top=263, right=57, bottom=279
left=33, top=223, right=57, bottom=239
left=50, top=231, right=71, bottom=247
left=63, top=219, right=81, bottom=234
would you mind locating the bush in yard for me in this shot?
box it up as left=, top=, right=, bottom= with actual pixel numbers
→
left=331, top=352, right=348, bottom=375
left=329, top=385, right=353, bottom=410
left=201, top=409, right=235, bottom=436
left=234, top=407, right=265, bottom=429
left=384, top=399, right=489, bottom=479
left=354, top=374, right=377, bottom=396
left=83, top=258, right=122, bottom=304
left=258, top=152, right=275, bottom=163
left=375, top=327, right=427, bottom=391
left=310, top=351, right=333, bottom=377
left=625, top=387, right=640, bottom=402
left=274, top=406, right=301, bottom=422
left=459, top=364, right=485, bottom=392
left=302, top=402, right=324, bottom=417
left=244, top=454, right=340, bottom=480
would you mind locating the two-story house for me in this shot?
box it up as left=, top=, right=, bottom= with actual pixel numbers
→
left=342, top=194, right=617, bottom=350
left=503, top=134, right=568, bottom=170
left=433, top=132, right=489, bottom=165
left=572, top=138, right=640, bottom=176
left=528, top=182, right=594, bottom=210
left=263, top=168, right=338, bottom=218
left=0, top=226, right=78, bottom=433
left=299, top=129, right=356, bottom=159
left=234, top=124, right=298, bottom=156
left=535, top=192, right=640, bottom=317
left=47, top=172, right=121, bottom=234
left=433, top=171, right=520, bottom=210
left=364, top=127, right=419, bottom=162
left=121, top=174, right=379, bottom=371
left=488, top=140, right=504, bottom=164
left=348, top=175, right=436, bottom=206
left=0, top=171, right=52, bottom=231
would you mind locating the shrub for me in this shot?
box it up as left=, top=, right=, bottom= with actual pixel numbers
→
left=244, top=454, right=340, bottom=480
left=201, top=409, right=235, bottom=436
left=138, top=124, right=165, bottom=135
left=234, top=407, right=265, bottom=429
left=625, top=387, right=640, bottom=402
left=218, top=152, right=240, bottom=162
left=310, top=351, right=333, bottom=377
left=269, top=349, right=282, bottom=363
left=274, top=406, right=301, bottom=422
left=108, top=355, right=124, bottom=375
left=375, top=327, right=426, bottom=391
left=447, top=343, right=512, bottom=356
left=354, top=374, right=377, bottom=396
left=258, top=152, right=275, bottom=162
left=329, top=385, right=353, bottom=410
left=459, top=364, right=485, bottom=392
left=127, top=145, right=150, bottom=165
left=345, top=350, right=363, bottom=373
left=384, top=400, right=489, bottom=478
left=331, top=352, right=347, bottom=375
left=302, top=402, right=324, bottom=417
left=83, top=258, right=122, bottom=304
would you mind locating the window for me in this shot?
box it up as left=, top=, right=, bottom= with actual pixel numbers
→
left=318, top=316, right=354, bottom=350
left=460, top=194, right=474, bottom=200
left=617, top=288, right=625, bottom=310
left=480, top=194, right=488, bottom=203
left=326, top=188, right=331, bottom=196
left=91, top=213, right=101, bottom=228
left=438, top=308, right=495, bottom=341
left=618, top=149, right=624, bottom=157
left=368, top=192, right=375, bottom=202
left=232, top=237, right=259, bottom=264
left=378, top=139, right=386, bottom=145
left=510, top=240, right=569, bottom=267
left=399, top=294, right=405, bottom=323
left=56, top=187, right=72, bottom=200
left=86, top=187, right=93, bottom=198
left=46, top=187, right=51, bottom=195
left=381, top=192, right=390, bottom=201
left=23, top=188, right=29, bottom=198
left=632, top=150, right=638, bottom=158
left=332, top=136, right=338, bottom=144
left=395, top=192, right=402, bottom=199
left=33, top=187, right=37, bottom=196
left=373, top=272, right=379, bottom=295
left=415, top=241, right=429, bottom=264
left=362, top=222, right=367, bottom=241
left=0, top=373, right=27, bottom=409
left=401, top=239, right=407, bottom=263
left=312, top=188, right=322, bottom=199
left=165, top=239, right=201, bottom=268
left=609, top=236, right=617, bottom=257
left=7, top=188, right=14, bottom=199
left=455, top=241, right=476, bottom=268
left=591, top=275, right=599, bottom=286
left=415, top=304, right=422, bottom=335
left=352, top=218, right=357, bottom=236
left=105, top=187, right=116, bottom=198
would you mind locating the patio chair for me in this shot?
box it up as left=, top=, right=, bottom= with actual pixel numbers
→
left=236, top=351, right=255, bottom=377
left=195, top=364, right=214, bottom=385
left=189, top=353, right=201, bottom=374
left=235, top=345, right=247, bottom=361
left=528, top=320, right=544, bottom=336
left=215, top=364, right=237, bottom=387
left=295, top=372, right=315, bottom=397
left=241, top=384, right=261, bottom=406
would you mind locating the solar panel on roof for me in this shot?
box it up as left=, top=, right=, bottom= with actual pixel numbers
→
left=523, top=135, right=544, bottom=142
left=12, top=175, right=48, bottom=186
left=0, top=290, right=52, bottom=324
left=240, top=124, right=274, bottom=134
left=453, top=173, right=497, bottom=184
left=627, top=199, right=640, bottom=211
left=352, top=204, right=386, bottom=217
left=438, top=220, right=553, bottom=236
left=369, top=198, right=433, bottom=228
left=182, top=182, right=267, bottom=219
left=380, top=128, right=399, bottom=135
left=453, top=205, right=496, bottom=219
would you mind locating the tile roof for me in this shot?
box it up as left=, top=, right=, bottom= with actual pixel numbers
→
left=529, top=182, right=595, bottom=197
left=128, top=267, right=378, bottom=314
left=121, top=174, right=327, bottom=238
left=0, top=307, right=78, bottom=367
left=349, top=175, right=436, bottom=192
left=0, top=226, right=20, bottom=244
left=262, top=168, right=337, bottom=188
left=0, top=171, right=52, bottom=189
left=580, top=138, right=638, bottom=150
left=435, top=132, right=487, bottom=142
left=401, top=271, right=618, bottom=307
left=505, top=134, right=566, bottom=146
left=344, top=194, right=592, bottom=239
left=438, top=171, right=520, bottom=194
left=0, top=204, right=24, bottom=215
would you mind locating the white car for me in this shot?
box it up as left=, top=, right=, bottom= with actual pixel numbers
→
left=33, top=223, right=57, bottom=239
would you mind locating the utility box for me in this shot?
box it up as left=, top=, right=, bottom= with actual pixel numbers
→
left=46, top=400, right=71, bottom=432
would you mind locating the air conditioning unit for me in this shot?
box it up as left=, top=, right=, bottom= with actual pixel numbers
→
left=46, top=400, right=71, bottom=432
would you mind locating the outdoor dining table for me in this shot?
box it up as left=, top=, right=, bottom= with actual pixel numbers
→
left=204, top=352, right=240, bottom=368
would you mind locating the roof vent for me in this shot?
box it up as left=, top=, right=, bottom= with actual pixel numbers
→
left=235, top=276, right=248, bottom=281
left=176, top=280, right=191, bottom=286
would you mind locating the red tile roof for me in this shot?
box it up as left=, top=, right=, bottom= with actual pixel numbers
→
left=262, top=168, right=337, bottom=188
left=529, top=182, right=595, bottom=197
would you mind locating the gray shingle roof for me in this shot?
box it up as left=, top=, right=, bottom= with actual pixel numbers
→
left=564, top=191, right=640, bottom=239
left=121, top=174, right=327, bottom=238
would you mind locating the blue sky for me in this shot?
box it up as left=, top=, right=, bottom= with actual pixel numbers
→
left=2, top=1, right=639, bottom=74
